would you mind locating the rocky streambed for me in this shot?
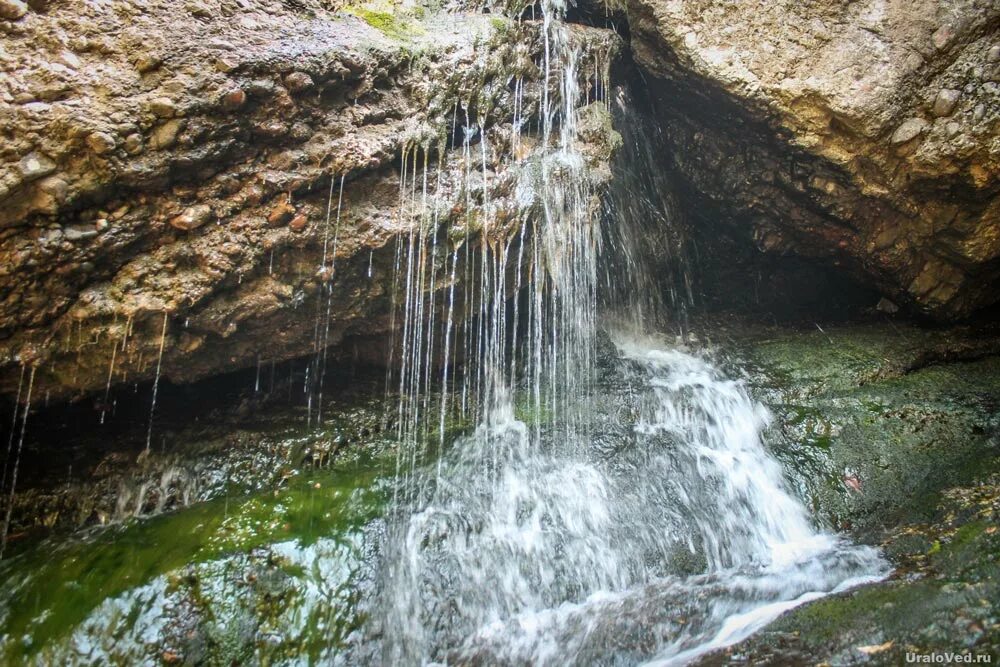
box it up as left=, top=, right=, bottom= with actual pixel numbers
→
left=0, top=317, right=997, bottom=664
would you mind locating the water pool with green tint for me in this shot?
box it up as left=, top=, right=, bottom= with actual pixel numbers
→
left=0, top=461, right=392, bottom=665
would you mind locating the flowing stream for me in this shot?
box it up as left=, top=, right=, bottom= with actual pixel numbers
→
left=361, top=337, right=887, bottom=664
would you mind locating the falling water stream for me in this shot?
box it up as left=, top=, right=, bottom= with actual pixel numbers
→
left=0, top=1, right=891, bottom=663
left=360, top=0, right=887, bottom=664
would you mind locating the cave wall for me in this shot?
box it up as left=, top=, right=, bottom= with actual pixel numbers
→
left=626, top=0, right=1000, bottom=320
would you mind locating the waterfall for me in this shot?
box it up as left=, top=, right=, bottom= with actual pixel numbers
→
left=362, top=0, right=888, bottom=664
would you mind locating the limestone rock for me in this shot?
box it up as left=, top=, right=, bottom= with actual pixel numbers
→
left=628, top=0, right=1000, bottom=319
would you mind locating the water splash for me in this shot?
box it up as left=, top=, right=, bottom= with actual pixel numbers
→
left=365, top=337, right=886, bottom=663
left=370, top=1, right=623, bottom=662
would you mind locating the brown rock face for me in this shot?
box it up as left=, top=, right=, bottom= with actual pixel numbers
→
left=627, top=0, right=1000, bottom=319
left=0, top=0, right=620, bottom=402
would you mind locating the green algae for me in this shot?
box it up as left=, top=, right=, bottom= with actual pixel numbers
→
left=0, top=461, right=391, bottom=665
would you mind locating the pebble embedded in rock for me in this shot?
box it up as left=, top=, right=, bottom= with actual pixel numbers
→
left=284, top=71, right=314, bottom=93
left=246, top=79, right=277, bottom=98
left=86, top=131, right=117, bottom=154
left=57, top=50, right=80, bottom=70
left=63, top=225, right=98, bottom=241
left=288, top=213, right=309, bottom=232
left=267, top=197, right=295, bottom=227
left=133, top=54, right=161, bottom=73
left=150, top=119, right=185, bottom=150
left=19, top=151, right=56, bottom=181
left=931, top=24, right=953, bottom=50
left=169, top=204, right=214, bottom=231
left=149, top=97, right=177, bottom=118
left=221, top=88, right=246, bottom=110
left=890, top=118, right=928, bottom=144
left=932, top=89, right=960, bottom=117
left=34, top=175, right=68, bottom=213
left=124, top=133, right=143, bottom=155
left=988, top=45, right=1000, bottom=63
left=0, top=0, right=28, bottom=20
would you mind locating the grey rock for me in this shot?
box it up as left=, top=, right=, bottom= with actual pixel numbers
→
left=931, top=89, right=960, bottom=117
left=18, top=151, right=56, bottom=181
left=890, top=118, right=928, bottom=144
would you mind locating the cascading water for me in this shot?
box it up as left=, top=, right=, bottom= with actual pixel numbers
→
left=362, top=1, right=888, bottom=664
left=0, top=2, right=893, bottom=663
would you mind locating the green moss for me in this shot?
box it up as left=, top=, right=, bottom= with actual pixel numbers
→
left=347, top=6, right=423, bottom=40
left=0, top=461, right=391, bottom=663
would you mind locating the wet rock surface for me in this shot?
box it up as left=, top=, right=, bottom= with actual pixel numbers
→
left=627, top=0, right=1000, bottom=320
left=693, top=317, right=1000, bottom=664
left=0, top=363, right=396, bottom=543
left=0, top=0, right=621, bottom=403
left=2, top=317, right=999, bottom=664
